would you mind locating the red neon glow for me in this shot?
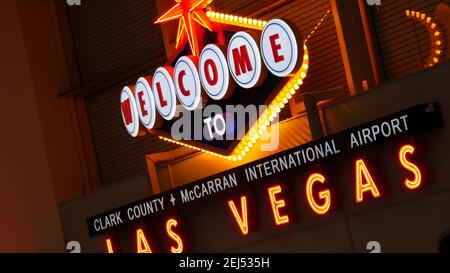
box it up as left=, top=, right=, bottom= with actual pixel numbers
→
left=305, top=173, right=331, bottom=215
left=232, top=45, right=253, bottom=76
left=105, top=238, right=114, bottom=253
left=154, top=0, right=214, bottom=56
left=166, top=219, right=184, bottom=253
left=136, top=229, right=153, bottom=253
left=267, top=185, right=290, bottom=225
left=355, top=159, right=381, bottom=203
left=227, top=196, right=249, bottom=235
left=399, top=144, right=422, bottom=190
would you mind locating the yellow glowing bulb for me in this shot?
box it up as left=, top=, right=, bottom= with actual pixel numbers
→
left=433, top=57, right=438, bottom=63
left=426, top=17, right=431, bottom=23
left=431, top=23, right=436, bottom=29
left=406, top=10, right=410, bottom=16
left=434, top=31, right=440, bottom=36
left=436, top=40, right=442, bottom=46
left=435, top=49, right=441, bottom=55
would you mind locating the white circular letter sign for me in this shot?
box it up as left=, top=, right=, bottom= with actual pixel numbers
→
left=174, top=56, right=202, bottom=111
left=199, top=44, right=234, bottom=100
left=261, top=19, right=302, bottom=77
left=227, top=31, right=263, bottom=89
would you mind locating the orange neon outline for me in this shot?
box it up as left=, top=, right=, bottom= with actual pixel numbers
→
left=166, top=219, right=184, bottom=253
left=267, top=185, right=290, bottom=225
left=105, top=238, right=114, bottom=253
left=227, top=196, right=249, bottom=235
left=175, top=17, right=186, bottom=49
left=192, top=11, right=213, bottom=31
left=136, top=228, right=153, bottom=253
left=189, top=0, right=209, bottom=12
left=185, top=14, right=198, bottom=56
left=355, top=159, right=381, bottom=203
left=154, top=3, right=183, bottom=24
left=305, top=173, right=331, bottom=215
left=399, top=144, right=422, bottom=190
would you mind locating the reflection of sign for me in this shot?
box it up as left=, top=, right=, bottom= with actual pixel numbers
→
left=91, top=103, right=443, bottom=252
left=120, top=0, right=316, bottom=160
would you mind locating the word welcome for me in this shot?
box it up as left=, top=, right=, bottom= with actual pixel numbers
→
left=120, top=19, right=301, bottom=138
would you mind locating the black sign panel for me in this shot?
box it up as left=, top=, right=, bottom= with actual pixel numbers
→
left=87, top=103, right=443, bottom=237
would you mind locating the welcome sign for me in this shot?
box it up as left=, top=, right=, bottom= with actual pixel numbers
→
left=91, top=103, right=443, bottom=253
left=120, top=0, right=318, bottom=160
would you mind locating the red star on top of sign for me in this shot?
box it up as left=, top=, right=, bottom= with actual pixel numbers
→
left=155, top=0, right=215, bottom=56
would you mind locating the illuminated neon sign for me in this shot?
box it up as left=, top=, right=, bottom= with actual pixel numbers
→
left=90, top=103, right=443, bottom=252
left=119, top=0, right=330, bottom=161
